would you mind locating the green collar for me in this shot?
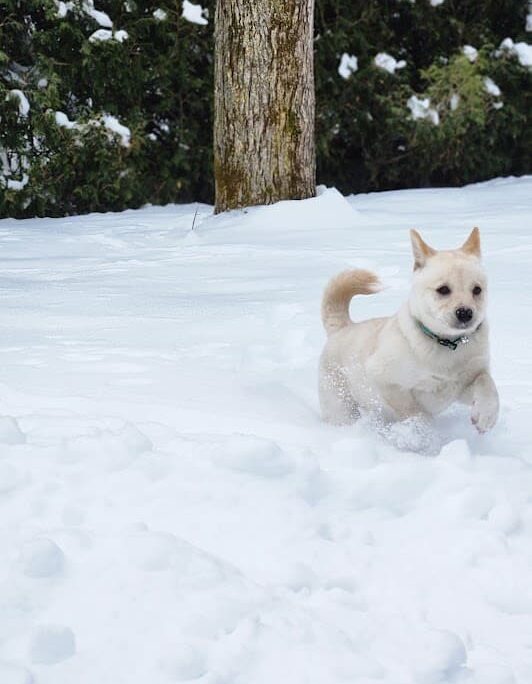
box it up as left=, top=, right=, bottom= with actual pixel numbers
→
left=417, top=320, right=480, bottom=351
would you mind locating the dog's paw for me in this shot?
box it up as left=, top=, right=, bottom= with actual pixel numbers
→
left=471, top=399, right=499, bottom=433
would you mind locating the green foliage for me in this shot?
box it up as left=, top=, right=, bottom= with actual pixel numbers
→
left=1, top=0, right=214, bottom=217
left=315, top=0, right=531, bottom=193
left=0, top=0, right=530, bottom=217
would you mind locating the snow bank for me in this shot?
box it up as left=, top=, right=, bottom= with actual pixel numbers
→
left=243, top=186, right=360, bottom=231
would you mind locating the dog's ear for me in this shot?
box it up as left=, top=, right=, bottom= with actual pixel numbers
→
left=461, top=227, right=481, bottom=258
left=410, top=229, right=436, bottom=270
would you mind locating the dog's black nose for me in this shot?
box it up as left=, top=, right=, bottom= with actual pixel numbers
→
left=455, top=307, right=473, bottom=323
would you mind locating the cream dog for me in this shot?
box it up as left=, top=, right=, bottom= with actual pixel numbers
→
left=319, top=228, right=499, bottom=432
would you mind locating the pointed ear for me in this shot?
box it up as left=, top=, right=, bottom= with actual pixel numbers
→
left=410, top=229, right=436, bottom=270
left=461, top=227, right=481, bottom=257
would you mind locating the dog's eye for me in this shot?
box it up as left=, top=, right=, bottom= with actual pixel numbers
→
left=436, top=285, right=451, bottom=296
left=472, top=285, right=482, bottom=296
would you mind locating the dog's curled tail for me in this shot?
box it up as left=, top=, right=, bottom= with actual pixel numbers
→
left=321, top=269, right=381, bottom=335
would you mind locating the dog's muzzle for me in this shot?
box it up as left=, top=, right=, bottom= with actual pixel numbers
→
left=455, top=307, right=473, bottom=324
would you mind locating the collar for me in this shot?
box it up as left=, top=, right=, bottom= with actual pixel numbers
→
left=417, top=320, right=481, bottom=351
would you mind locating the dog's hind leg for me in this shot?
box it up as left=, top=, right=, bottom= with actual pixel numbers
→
left=319, top=364, right=359, bottom=425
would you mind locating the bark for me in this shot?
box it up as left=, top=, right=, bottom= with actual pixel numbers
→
left=214, top=0, right=316, bottom=213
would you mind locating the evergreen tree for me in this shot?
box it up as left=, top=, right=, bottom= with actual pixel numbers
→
left=315, top=0, right=531, bottom=193
left=0, top=0, right=214, bottom=217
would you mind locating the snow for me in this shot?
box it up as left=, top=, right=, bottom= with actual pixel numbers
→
left=54, top=111, right=78, bottom=130
left=20, top=539, right=65, bottom=578
left=407, top=94, right=440, bottom=124
left=0, top=149, right=30, bottom=192
left=153, top=8, right=168, bottom=21
left=7, top=89, right=30, bottom=118
left=462, top=45, right=478, bottom=63
left=483, top=77, right=501, bottom=97
left=245, top=186, right=359, bottom=231
left=88, top=28, right=128, bottom=43
left=54, top=0, right=72, bottom=18
left=102, top=114, right=131, bottom=146
left=0, top=416, right=26, bottom=444
left=182, top=0, right=208, bottom=26
left=55, top=112, right=131, bottom=145
left=430, top=0, right=445, bottom=5
left=112, top=29, right=129, bottom=42
left=0, top=662, right=33, bottom=684
left=374, top=52, right=406, bottom=74
left=498, top=37, right=532, bottom=69
left=29, top=626, right=76, bottom=665
left=1, top=174, right=29, bottom=191
left=0, top=176, right=532, bottom=683
left=338, top=53, right=358, bottom=79
left=82, top=0, right=112, bottom=28
left=55, top=0, right=112, bottom=27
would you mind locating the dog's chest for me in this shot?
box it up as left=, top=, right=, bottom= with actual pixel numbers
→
left=411, top=355, right=477, bottom=413
left=412, top=371, right=464, bottom=413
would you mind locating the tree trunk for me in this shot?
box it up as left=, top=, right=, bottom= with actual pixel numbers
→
left=214, top=0, right=316, bottom=213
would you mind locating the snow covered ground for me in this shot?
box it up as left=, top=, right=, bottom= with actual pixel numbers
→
left=1, top=176, right=532, bottom=684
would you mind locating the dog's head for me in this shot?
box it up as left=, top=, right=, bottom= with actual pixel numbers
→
left=408, top=228, right=487, bottom=336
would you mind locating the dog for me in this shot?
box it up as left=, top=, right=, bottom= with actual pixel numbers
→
left=319, top=228, right=499, bottom=433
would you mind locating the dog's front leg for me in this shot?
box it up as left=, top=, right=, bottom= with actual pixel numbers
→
left=463, top=371, right=499, bottom=433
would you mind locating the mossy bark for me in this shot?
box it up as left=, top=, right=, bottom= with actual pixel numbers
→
left=214, top=0, right=316, bottom=213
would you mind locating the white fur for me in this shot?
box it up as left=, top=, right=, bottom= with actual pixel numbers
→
left=319, top=229, right=499, bottom=432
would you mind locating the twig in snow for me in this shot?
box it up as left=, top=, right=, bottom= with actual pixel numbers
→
left=191, top=206, right=199, bottom=231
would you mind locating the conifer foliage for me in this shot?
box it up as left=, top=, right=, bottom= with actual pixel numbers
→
left=0, top=0, right=530, bottom=218
left=315, top=0, right=531, bottom=194
left=0, top=0, right=213, bottom=217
